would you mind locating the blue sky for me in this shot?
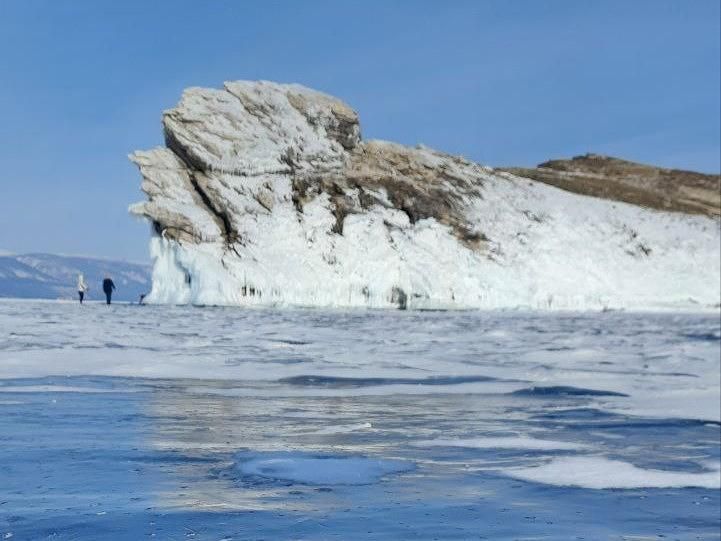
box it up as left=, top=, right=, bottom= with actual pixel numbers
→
left=0, top=0, right=719, bottom=261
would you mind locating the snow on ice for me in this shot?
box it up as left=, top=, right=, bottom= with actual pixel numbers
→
left=0, top=301, right=719, bottom=538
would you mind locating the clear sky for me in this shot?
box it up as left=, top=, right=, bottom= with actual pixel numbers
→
left=0, top=0, right=719, bottom=261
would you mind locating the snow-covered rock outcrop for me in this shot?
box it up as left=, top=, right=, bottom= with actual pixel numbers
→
left=130, top=81, right=720, bottom=310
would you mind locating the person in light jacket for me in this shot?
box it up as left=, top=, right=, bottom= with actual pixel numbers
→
left=77, top=273, right=88, bottom=304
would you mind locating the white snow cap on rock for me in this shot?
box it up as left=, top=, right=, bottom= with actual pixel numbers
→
left=129, top=80, right=721, bottom=310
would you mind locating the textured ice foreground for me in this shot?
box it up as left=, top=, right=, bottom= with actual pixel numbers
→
left=415, top=436, right=591, bottom=450
left=506, top=456, right=721, bottom=489
left=0, top=300, right=719, bottom=539
left=236, top=452, right=413, bottom=485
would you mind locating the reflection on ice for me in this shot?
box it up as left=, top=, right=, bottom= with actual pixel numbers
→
left=414, top=436, right=590, bottom=450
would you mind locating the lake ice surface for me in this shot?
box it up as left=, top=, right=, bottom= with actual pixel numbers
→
left=0, top=299, right=719, bottom=539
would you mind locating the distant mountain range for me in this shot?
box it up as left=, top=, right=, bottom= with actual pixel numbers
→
left=0, top=253, right=151, bottom=302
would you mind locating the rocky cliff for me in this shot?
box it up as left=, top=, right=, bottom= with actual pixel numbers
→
left=129, top=81, right=720, bottom=309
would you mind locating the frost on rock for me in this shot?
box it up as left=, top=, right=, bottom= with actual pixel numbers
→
left=130, top=80, right=721, bottom=310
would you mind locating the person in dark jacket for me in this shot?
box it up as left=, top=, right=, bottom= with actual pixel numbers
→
left=102, top=276, right=116, bottom=305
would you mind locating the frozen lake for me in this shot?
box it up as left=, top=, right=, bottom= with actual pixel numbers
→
left=0, top=300, right=719, bottom=539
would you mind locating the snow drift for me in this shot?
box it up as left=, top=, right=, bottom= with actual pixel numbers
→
left=129, top=81, right=720, bottom=310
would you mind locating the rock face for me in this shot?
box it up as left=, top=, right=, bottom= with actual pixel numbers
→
left=130, top=81, right=720, bottom=309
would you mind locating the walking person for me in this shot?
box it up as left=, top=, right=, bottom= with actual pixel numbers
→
left=102, top=275, right=116, bottom=305
left=77, top=273, right=88, bottom=304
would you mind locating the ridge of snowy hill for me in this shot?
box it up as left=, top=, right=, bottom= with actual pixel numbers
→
left=129, top=80, right=720, bottom=310
left=502, top=154, right=720, bottom=218
left=0, top=253, right=151, bottom=301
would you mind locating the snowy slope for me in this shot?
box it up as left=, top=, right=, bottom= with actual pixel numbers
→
left=0, top=253, right=151, bottom=301
left=129, top=81, right=720, bottom=310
